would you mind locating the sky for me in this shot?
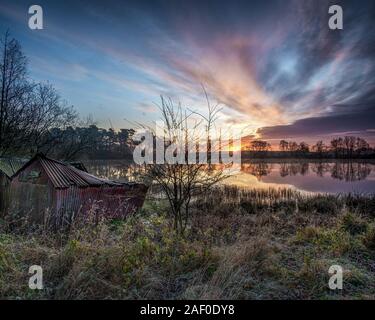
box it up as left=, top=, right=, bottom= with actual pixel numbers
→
left=0, top=0, right=374, bottom=147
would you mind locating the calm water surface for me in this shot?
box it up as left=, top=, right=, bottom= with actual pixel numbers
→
left=83, top=160, right=375, bottom=194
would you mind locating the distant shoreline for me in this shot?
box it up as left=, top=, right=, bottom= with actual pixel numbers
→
left=240, top=157, right=375, bottom=164
left=81, top=157, right=375, bottom=165
left=241, top=151, right=375, bottom=161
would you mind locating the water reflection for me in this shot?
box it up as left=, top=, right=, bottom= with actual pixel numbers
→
left=241, top=162, right=272, bottom=179
left=241, top=161, right=372, bottom=182
left=329, top=162, right=372, bottom=182
left=280, top=162, right=310, bottom=177
left=83, top=160, right=375, bottom=194
left=84, top=160, right=138, bottom=182
left=239, top=161, right=375, bottom=193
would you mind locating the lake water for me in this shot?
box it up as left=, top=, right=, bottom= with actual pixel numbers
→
left=83, top=160, right=375, bottom=194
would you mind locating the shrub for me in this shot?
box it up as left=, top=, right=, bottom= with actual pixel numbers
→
left=362, top=225, right=375, bottom=250
left=339, top=212, right=368, bottom=235
left=298, top=196, right=339, bottom=215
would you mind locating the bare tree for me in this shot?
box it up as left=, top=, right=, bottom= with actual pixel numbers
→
left=298, top=141, right=309, bottom=154
left=355, top=137, right=370, bottom=155
left=330, top=137, right=343, bottom=157
left=141, top=96, right=228, bottom=234
left=44, top=116, right=98, bottom=161
left=287, top=141, right=298, bottom=152
left=279, top=140, right=289, bottom=151
left=343, top=136, right=356, bottom=158
left=0, top=31, right=76, bottom=157
left=249, top=140, right=271, bottom=152
left=0, top=30, right=29, bottom=155
left=312, top=140, right=326, bottom=156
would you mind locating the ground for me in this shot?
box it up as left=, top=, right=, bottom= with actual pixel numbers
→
left=1, top=186, right=375, bottom=299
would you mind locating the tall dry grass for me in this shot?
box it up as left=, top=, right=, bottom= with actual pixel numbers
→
left=1, top=186, right=375, bottom=299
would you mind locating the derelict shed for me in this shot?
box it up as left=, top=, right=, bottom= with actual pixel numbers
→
left=0, top=158, right=26, bottom=214
left=10, top=154, right=148, bottom=227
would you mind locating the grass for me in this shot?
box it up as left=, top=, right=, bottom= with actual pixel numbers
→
left=1, top=186, right=375, bottom=299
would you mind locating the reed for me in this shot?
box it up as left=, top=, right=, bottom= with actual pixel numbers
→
left=1, top=185, right=375, bottom=299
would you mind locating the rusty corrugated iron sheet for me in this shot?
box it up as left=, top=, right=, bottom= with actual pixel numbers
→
left=9, top=154, right=149, bottom=227
left=52, top=183, right=148, bottom=225
left=15, top=154, right=124, bottom=189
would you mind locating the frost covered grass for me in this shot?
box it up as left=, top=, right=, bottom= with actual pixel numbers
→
left=1, top=187, right=375, bottom=299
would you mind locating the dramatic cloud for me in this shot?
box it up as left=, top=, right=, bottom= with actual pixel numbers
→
left=0, top=0, right=374, bottom=140
left=258, top=104, right=375, bottom=140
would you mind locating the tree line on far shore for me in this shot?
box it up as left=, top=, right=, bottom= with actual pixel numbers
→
left=243, top=137, right=374, bottom=158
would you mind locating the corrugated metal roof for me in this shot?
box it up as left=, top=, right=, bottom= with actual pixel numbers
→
left=16, top=154, right=124, bottom=189
left=69, top=162, right=88, bottom=172
left=0, top=158, right=27, bottom=178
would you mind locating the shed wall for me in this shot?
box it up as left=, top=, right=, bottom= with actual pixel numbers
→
left=10, top=161, right=53, bottom=223
left=8, top=157, right=148, bottom=228
left=54, top=183, right=148, bottom=224
left=0, top=173, right=10, bottom=216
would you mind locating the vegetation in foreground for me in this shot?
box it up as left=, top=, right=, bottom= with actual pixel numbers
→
left=1, top=186, right=375, bottom=300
